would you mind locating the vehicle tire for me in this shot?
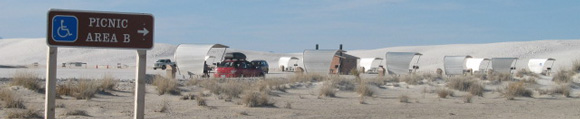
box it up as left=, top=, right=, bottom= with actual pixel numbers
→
left=153, top=68, right=157, bottom=70
left=161, top=65, right=166, bottom=70
left=259, top=73, right=265, bottom=78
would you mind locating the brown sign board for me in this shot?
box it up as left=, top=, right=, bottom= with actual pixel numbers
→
left=47, top=9, right=154, bottom=49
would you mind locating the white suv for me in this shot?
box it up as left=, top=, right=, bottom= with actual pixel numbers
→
left=153, top=59, right=176, bottom=70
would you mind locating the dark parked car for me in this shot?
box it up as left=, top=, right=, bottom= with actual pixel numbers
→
left=251, top=60, right=269, bottom=73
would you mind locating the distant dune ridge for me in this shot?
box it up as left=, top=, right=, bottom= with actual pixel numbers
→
left=1, top=38, right=580, bottom=72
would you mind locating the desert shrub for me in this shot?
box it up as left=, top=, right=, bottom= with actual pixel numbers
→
left=221, top=80, right=248, bottom=98
left=356, top=82, right=374, bottom=97
left=57, top=79, right=100, bottom=100
left=552, top=84, right=571, bottom=97
left=515, top=69, right=539, bottom=78
left=0, top=89, right=26, bottom=109
left=6, top=109, right=42, bottom=119
left=155, top=100, right=170, bottom=113
left=553, top=69, right=575, bottom=84
left=400, top=74, right=423, bottom=85
left=62, top=109, right=90, bottom=116
left=486, top=72, right=513, bottom=82
left=199, top=80, right=221, bottom=95
left=399, top=94, right=410, bottom=103
left=187, top=78, right=202, bottom=86
left=241, top=91, right=274, bottom=107
left=468, top=82, right=484, bottom=97
left=319, top=81, right=337, bottom=97
left=446, top=76, right=476, bottom=91
left=573, top=60, right=580, bottom=72
left=384, top=75, right=400, bottom=83
left=181, top=93, right=195, bottom=100
left=330, top=77, right=356, bottom=91
left=196, top=96, right=207, bottom=106
left=152, top=75, right=180, bottom=95
left=464, top=94, right=473, bottom=103
left=98, top=74, right=117, bottom=91
left=366, top=78, right=387, bottom=87
left=257, top=79, right=288, bottom=92
left=436, top=88, right=453, bottom=98
left=56, top=81, right=73, bottom=97
left=503, top=81, right=533, bottom=100
left=350, top=68, right=361, bottom=79
left=421, top=73, right=442, bottom=82
left=10, top=71, right=41, bottom=92
left=447, top=76, right=485, bottom=96
left=284, top=102, right=292, bottom=109
left=75, top=80, right=100, bottom=100
left=290, top=73, right=328, bottom=83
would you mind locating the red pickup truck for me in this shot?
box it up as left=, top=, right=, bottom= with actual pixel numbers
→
left=214, top=52, right=264, bottom=78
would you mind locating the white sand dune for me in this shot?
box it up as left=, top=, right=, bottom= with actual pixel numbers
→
left=1, top=38, right=580, bottom=74
left=2, top=38, right=580, bottom=119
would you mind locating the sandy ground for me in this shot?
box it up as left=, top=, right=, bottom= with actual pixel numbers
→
left=0, top=69, right=579, bottom=119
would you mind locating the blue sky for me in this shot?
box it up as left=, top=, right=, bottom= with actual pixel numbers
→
left=1, top=0, right=579, bottom=53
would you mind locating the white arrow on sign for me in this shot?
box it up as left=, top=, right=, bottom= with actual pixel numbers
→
left=137, top=28, right=149, bottom=36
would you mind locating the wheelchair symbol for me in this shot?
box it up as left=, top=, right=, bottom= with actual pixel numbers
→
left=52, top=15, right=78, bottom=42
left=57, top=20, right=73, bottom=38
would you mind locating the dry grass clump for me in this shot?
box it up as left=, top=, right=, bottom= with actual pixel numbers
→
left=155, top=100, right=170, bottom=113
left=5, top=109, right=42, bottom=119
left=463, top=94, right=473, bottom=103
left=446, top=76, right=484, bottom=96
left=486, top=72, right=513, bottom=82
left=446, top=76, right=475, bottom=91
left=290, top=73, right=327, bottom=83
left=62, top=109, right=90, bottom=116
left=515, top=69, right=539, bottom=78
left=10, top=71, right=41, bottom=92
left=152, top=75, right=180, bottom=95
left=196, top=96, right=207, bottom=106
left=257, top=79, right=289, bottom=93
left=384, top=75, right=400, bottom=83
left=399, top=94, right=410, bottom=103
left=0, top=89, right=26, bottom=109
left=351, top=68, right=361, bottom=77
left=199, top=79, right=221, bottom=95
left=356, top=82, right=374, bottom=97
left=400, top=74, right=423, bottom=85
left=468, top=82, right=484, bottom=97
left=98, top=74, right=117, bottom=91
left=241, top=91, right=275, bottom=107
left=284, top=102, right=292, bottom=109
left=75, top=80, right=100, bottom=100
left=503, top=81, right=533, bottom=100
left=187, top=78, right=202, bottom=86
left=366, top=77, right=387, bottom=87
left=553, top=69, right=575, bottom=84
left=573, top=60, right=580, bottom=72
left=552, top=84, right=571, bottom=97
left=57, top=79, right=100, bottom=100
left=319, top=81, right=337, bottom=97
left=181, top=93, right=196, bottom=100
left=421, top=73, right=442, bottom=82
left=330, top=77, right=356, bottom=91
left=436, top=88, right=453, bottom=98
left=221, top=80, right=249, bottom=99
